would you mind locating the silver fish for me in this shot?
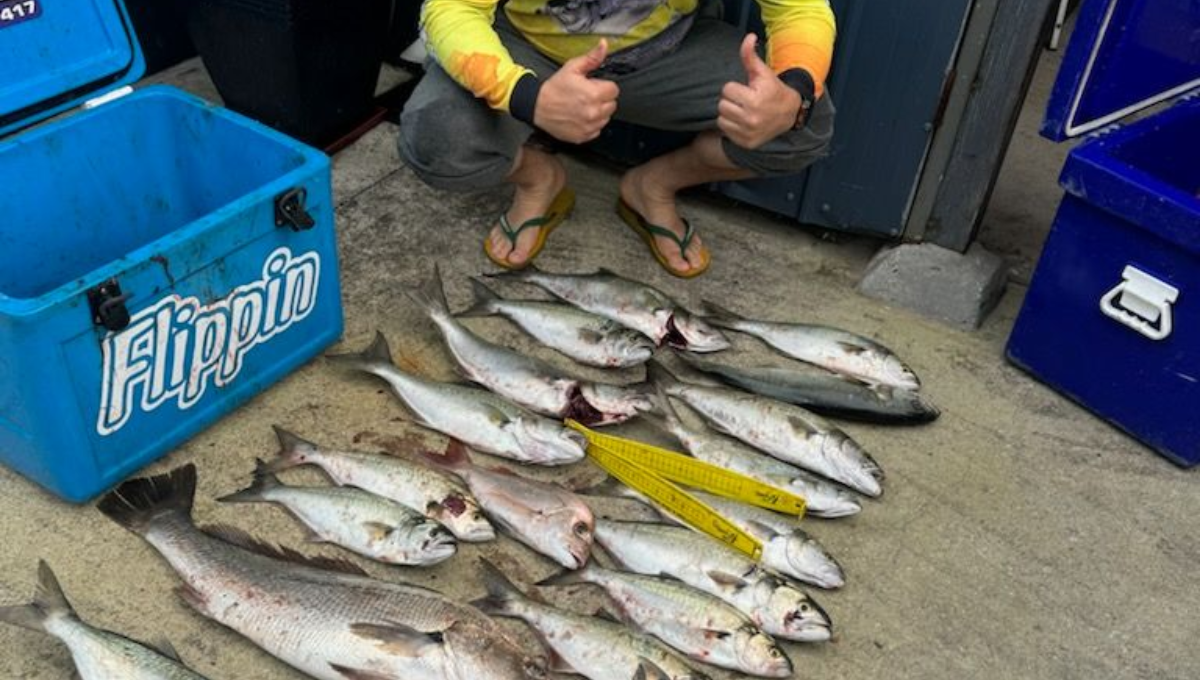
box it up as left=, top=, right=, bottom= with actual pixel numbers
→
left=327, top=331, right=587, bottom=466
left=651, top=361, right=885, bottom=497
left=264, top=427, right=494, bottom=542
left=420, top=441, right=595, bottom=570
left=98, top=465, right=547, bottom=680
left=701, top=300, right=922, bottom=389
left=409, top=266, right=650, bottom=426
left=460, top=278, right=657, bottom=369
left=218, top=460, right=458, bottom=566
left=594, top=520, right=832, bottom=641
left=643, top=390, right=862, bottom=518
left=485, top=266, right=730, bottom=352
left=473, top=560, right=710, bottom=680
left=678, top=491, right=845, bottom=590
left=539, top=563, right=791, bottom=678
left=677, top=351, right=939, bottom=424
left=0, top=561, right=209, bottom=680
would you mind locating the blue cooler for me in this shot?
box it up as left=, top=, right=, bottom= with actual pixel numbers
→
left=1007, top=0, right=1200, bottom=467
left=0, top=0, right=344, bottom=501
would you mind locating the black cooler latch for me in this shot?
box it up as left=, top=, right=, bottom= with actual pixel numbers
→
left=88, top=279, right=131, bottom=332
left=275, top=187, right=316, bottom=231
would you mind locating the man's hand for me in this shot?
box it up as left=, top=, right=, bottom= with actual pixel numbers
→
left=534, top=40, right=620, bottom=144
left=718, top=34, right=803, bottom=150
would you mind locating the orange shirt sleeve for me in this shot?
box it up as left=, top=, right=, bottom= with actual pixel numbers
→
left=420, top=0, right=535, bottom=112
left=758, top=0, right=837, bottom=97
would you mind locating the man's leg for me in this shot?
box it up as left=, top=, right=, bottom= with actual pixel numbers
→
left=610, top=10, right=836, bottom=273
left=398, top=25, right=564, bottom=266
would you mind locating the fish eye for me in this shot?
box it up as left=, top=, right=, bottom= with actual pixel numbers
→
left=800, top=603, right=811, bottom=613
left=769, top=647, right=781, bottom=658
left=573, top=521, right=590, bottom=537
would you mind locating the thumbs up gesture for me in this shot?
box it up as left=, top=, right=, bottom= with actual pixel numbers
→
left=718, top=34, right=804, bottom=150
left=535, top=39, right=621, bottom=144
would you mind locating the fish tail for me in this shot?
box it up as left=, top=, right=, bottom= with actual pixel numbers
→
left=0, top=561, right=76, bottom=632
left=262, top=426, right=321, bottom=475
left=406, top=263, right=451, bottom=319
left=326, top=331, right=394, bottom=373
left=97, top=464, right=197, bottom=536
left=217, top=459, right=282, bottom=504
left=470, top=559, right=537, bottom=617
left=418, top=439, right=472, bottom=475
left=645, top=359, right=682, bottom=393
left=698, top=299, right=746, bottom=328
left=458, top=278, right=503, bottom=318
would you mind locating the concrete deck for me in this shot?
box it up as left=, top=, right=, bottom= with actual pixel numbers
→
left=1, top=38, right=1195, bottom=680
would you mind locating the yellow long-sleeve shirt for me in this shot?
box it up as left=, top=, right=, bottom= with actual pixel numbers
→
left=420, top=0, right=836, bottom=121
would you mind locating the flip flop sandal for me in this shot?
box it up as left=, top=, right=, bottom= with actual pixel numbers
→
left=484, top=187, right=576, bottom=270
left=617, top=198, right=711, bottom=279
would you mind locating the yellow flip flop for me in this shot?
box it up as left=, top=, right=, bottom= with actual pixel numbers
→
left=484, top=187, right=575, bottom=270
left=617, top=198, right=710, bottom=279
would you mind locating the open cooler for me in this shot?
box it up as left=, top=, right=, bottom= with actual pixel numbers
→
left=1006, top=0, right=1200, bottom=466
left=0, top=0, right=344, bottom=501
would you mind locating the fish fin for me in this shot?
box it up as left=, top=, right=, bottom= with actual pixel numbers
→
left=199, top=523, right=371, bottom=577
left=0, top=560, right=76, bottom=632
left=263, top=426, right=321, bottom=474
left=702, top=628, right=733, bottom=641
left=745, top=519, right=783, bottom=538
left=645, top=359, right=683, bottom=393
left=836, top=341, right=869, bottom=356
left=458, top=277, right=503, bottom=317
left=362, top=522, right=395, bottom=542
left=786, top=414, right=820, bottom=436
left=634, top=657, right=673, bottom=680
left=175, top=584, right=210, bottom=616
left=349, top=622, right=443, bottom=657
left=698, top=300, right=746, bottom=328
left=405, top=263, right=451, bottom=319
left=706, top=569, right=751, bottom=588
left=418, top=439, right=472, bottom=475
left=150, top=637, right=182, bottom=662
left=535, top=561, right=597, bottom=588
left=545, top=648, right=575, bottom=673
left=326, top=331, right=395, bottom=371
left=596, top=267, right=619, bottom=276
left=576, top=327, right=605, bottom=344
left=481, top=263, right=539, bottom=281
left=471, top=558, right=541, bottom=616
left=593, top=607, right=625, bottom=625
left=330, top=664, right=395, bottom=680
left=97, top=464, right=196, bottom=536
left=216, top=458, right=282, bottom=504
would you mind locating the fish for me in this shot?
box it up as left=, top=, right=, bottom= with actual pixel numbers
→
left=538, top=563, right=791, bottom=678
left=218, top=459, right=458, bottom=566
left=407, top=266, right=651, bottom=426
left=0, top=560, right=210, bottom=680
left=650, top=360, right=885, bottom=497
left=676, top=351, right=939, bottom=424
left=593, top=520, right=833, bottom=641
left=264, top=427, right=494, bottom=542
left=327, top=331, right=587, bottom=466
left=484, top=266, right=730, bottom=353
left=420, top=440, right=595, bottom=570
left=701, top=300, right=922, bottom=390
left=471, top=559, right=710, bottom=680
left=97, top=465, right=547, bottom=680
left=460, top=278, right=657, bottom=369
left=642, top=389, right=862, bottom=518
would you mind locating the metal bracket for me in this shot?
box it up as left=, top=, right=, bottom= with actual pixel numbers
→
left=87, top=279, right=131, bottom=332
left=275, top=187, right=316, bottom=231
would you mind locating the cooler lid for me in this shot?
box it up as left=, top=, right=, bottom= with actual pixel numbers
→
left=1042, top=0, right=1200, bottom=141
left=0, top=0, right=144, bottom=136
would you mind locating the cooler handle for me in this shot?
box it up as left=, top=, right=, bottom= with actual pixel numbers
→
left=1099, top=266, right=1179, bottom=341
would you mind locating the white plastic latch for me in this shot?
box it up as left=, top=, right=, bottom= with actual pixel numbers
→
left=1099, top=265, right=1179, bottom=341
left=82, top=86, right=134, bottom=110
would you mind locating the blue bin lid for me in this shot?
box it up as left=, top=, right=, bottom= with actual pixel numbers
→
left=0, top=0, right=144, bottom=136
left=1043, top=0, right=1200, bottom=141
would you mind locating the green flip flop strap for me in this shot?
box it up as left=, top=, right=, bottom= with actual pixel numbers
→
left=641, top=218, right=695, bottom=254
left=498, top=213, right=552, bottom=244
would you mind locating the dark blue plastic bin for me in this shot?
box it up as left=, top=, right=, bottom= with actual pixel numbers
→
left=0, top=86, right=344, bottom=501
left=1007, top=95, right=1200, bottom=467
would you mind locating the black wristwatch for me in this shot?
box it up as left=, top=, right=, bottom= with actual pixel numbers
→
left=794, top=93, right=814, bottom=129
left=780, top=68, right=816, bottom=130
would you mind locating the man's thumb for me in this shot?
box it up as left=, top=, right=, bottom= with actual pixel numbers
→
left=740, top=34, right=770, bottom=82
left=568, top=38, right=608, bottom=75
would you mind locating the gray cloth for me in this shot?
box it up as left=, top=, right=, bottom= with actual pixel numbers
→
left=398, top=10, right=835, bottom=191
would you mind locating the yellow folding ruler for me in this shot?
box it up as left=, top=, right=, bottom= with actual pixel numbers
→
left=565, top=420, right=806, bottom=560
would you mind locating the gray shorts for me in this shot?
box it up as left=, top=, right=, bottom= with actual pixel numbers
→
left=398, top=8, right=836, bottom=191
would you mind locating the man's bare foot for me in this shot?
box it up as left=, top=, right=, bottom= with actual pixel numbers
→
left=488, top=148, right=568, bottom=267
left=619, top=165, right=706, bottom=273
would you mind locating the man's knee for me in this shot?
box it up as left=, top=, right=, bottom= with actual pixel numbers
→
left=723, top=94, right=836, bottom=178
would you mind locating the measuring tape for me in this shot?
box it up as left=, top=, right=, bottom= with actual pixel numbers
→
left=566, top=420, right=806, bottom=560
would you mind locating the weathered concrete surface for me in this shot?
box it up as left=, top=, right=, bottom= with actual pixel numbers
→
left=1, top=44, right=1197, bottom=680
left=858, top=243, right=1008, bottom=330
